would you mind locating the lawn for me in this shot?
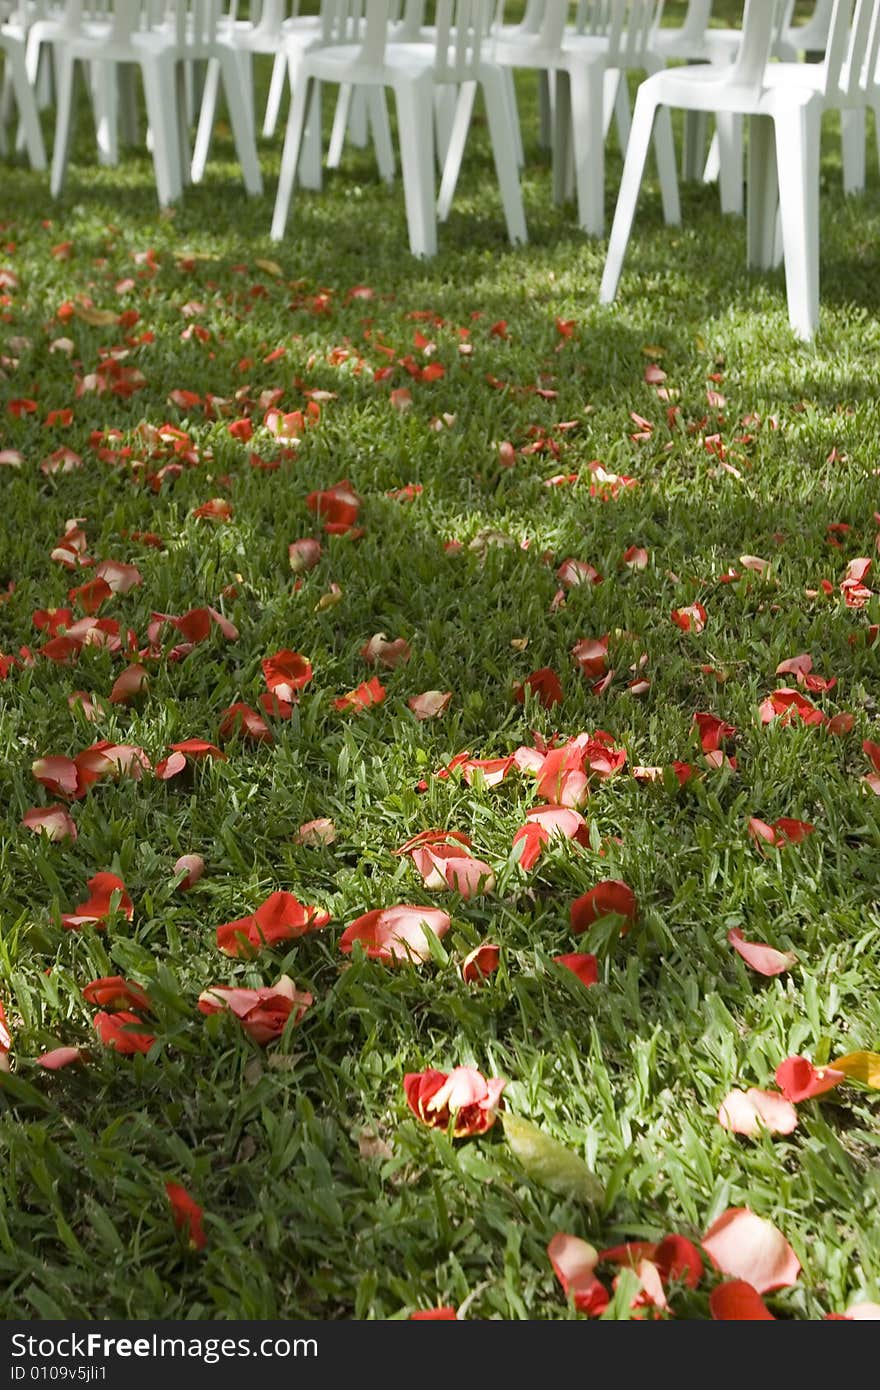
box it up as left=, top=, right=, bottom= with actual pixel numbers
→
left=1, top=3, right=880, bottom=1321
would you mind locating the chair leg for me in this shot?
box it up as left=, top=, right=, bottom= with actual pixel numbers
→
left=0, top=73, right=8, bottom=157
left=118, top=65, right=140, bottom=147
left=5, top=41, right=46, bottom=170
left=327, top=83, right=352, bottom=168
left=143, top=56, right=182, bottom=206
left=394, top=72, right=437, bottom=257
left=433, top=83, right=457, bottom=168
left=271, top=69, right=312, bottom=240
left=502, top=66, right=524, bottom=167
left=747, top=112, right=777, bottom=270
left=50, top=50, right=77, bottom=196
left=773, top=98, right=822, bottom=341
left=437, top=78, right=476, bottom=221
left=298, top=77, right=323, bottom=190
left=368, top=87, right=394, bottom=184
left=552, top=67, right=571, bottom=206
left=537, top=68, right=552, bottom=151
left=716, top=110, right=744, bottom=215
left=481, top=64, right=527, bottom=245
left=348, top=84, right=369, bottom=147
left=652, top=104, right=681, bottom=226
left=236, top=47, right=255, bottom=144
left=601, top=67, right=619, bottom=141
left=569, top=61, right=605, bottom=237
left=613, top=68, right=631, bottom=151
left=599, top=87, right=661, bottom=304
left=92, top=59, right=119, bottom=166
left=174, top=64, right=192, bottom=188
left=682, top=110, right=708, bottom=180
left=217, top=47, right=262, bottom=195
left=191, top=56, right=221, bottom=183
left=263, top=50, right=287, bottom=138
left=25, top=28, right=41, bottom=86
left=840, top=105, right=866, bottom=195
left=703, top=126, right=720, bottom=182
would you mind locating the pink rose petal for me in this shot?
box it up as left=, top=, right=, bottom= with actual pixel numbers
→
left=702, top=1207, right=800, bottom=1293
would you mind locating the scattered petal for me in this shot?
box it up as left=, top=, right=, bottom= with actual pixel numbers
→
left=404, top=1067, right=505, bottom=1137
left=718, top=1088, right=799, bottom=1137
left=702, top=1208, right=800, bottom=1293
left=710, top=1280, right=775, bottom=1320
left=571, top=880, right=637, bottom=936
left=339, top=905, right=450, bottom=964
left=727, top=927, right=796, bottom=977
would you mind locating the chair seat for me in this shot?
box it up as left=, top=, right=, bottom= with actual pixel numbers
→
left=304, top=41, right=441, bottom=85
left=643, top=63, right=774, bottom=115
left=65, top=29, right=169, bottom=60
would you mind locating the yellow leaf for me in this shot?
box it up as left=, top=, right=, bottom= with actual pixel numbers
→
left=832, top=1052, right=880, bottom=1088
left=175, top=250, right=217, bottom=263
left=314, top=585, right=343, bottom=613
left=641, top=344, right=665, bottom=359
left=254, top=258, right=284, bottom=279
left=72, top=305, right=119, bottom=326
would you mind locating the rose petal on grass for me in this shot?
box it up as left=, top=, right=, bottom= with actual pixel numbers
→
left=408, top=690, right=451, bottom=720
left=340, top=905, right=450, bottom=964
left=710, top=1280, right=775, bottom=1320
left=461, top=943, right=500, bottom=983
left=334, top=677, right=386, bottom=713
left=262, top=649, right=313, bottom=701
left=571, top=880, right=637, bottom=936
left=198, top=975, right=313, bottom=1043
left=93, top=1010, right=156, bottom=1054
left=404, top=1067, right=505, bottom=1137
left=547, top=1233, right=609, bottom=1316
left=61, top=873, right=133, bottom=931
left=718, top=1088, right=798, bottom=1137
left=553, top=953, right=599, bottom=988
left=361, top=633, right=411, bottom=668
left=775, top=1056, right=846, bottom=1102
left=37, top=1046, right=85, bottom=1070
left=702, top=1208, right=800, bottom=1293
left=727, top=927, right=796, bottom=977
left=295, top=818, right=336, bottom=846
left=22, top=804, right=77, bottom=841
left=165, top=1182, right=207, bottom=1250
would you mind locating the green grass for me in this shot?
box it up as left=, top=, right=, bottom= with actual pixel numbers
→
left=1, top=6, right=880, bottom=1320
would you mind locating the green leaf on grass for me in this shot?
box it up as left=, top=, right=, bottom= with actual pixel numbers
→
left=501, top=1113, right=604, bottom=1205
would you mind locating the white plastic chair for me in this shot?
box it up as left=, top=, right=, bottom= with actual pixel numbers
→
left=47, top=0, right=261, bottom=202
left=651, top=0, right=712, bottom=61
left=0, top=0, right=47, bottom=165
left=601, top=0, right=880, bottom=340
left=489, top=0, right=675, bottom=237
left=48, top=0, right=181, bottom=200
left=271, top=0, right=526, bottom=256
left=168, top=0, right=263, bottom=191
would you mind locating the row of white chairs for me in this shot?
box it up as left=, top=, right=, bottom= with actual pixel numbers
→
left=1, top=1, right=879, bottom=339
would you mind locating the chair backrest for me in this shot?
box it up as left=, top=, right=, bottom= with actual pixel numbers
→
left=659, top=0, right=712, bottom=44
left=320, top=0, right=389, bottom=59
left=429, top=0, right=489, bottom=74
left=720, top=0, right=786, bottom=90
left=781, top=0, right=834, bottom=52
left=574, top=1, right=664, bottom=62
left=250, top=0, right=301, bottom=34
left=822, top=0, right=880, bottom=99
